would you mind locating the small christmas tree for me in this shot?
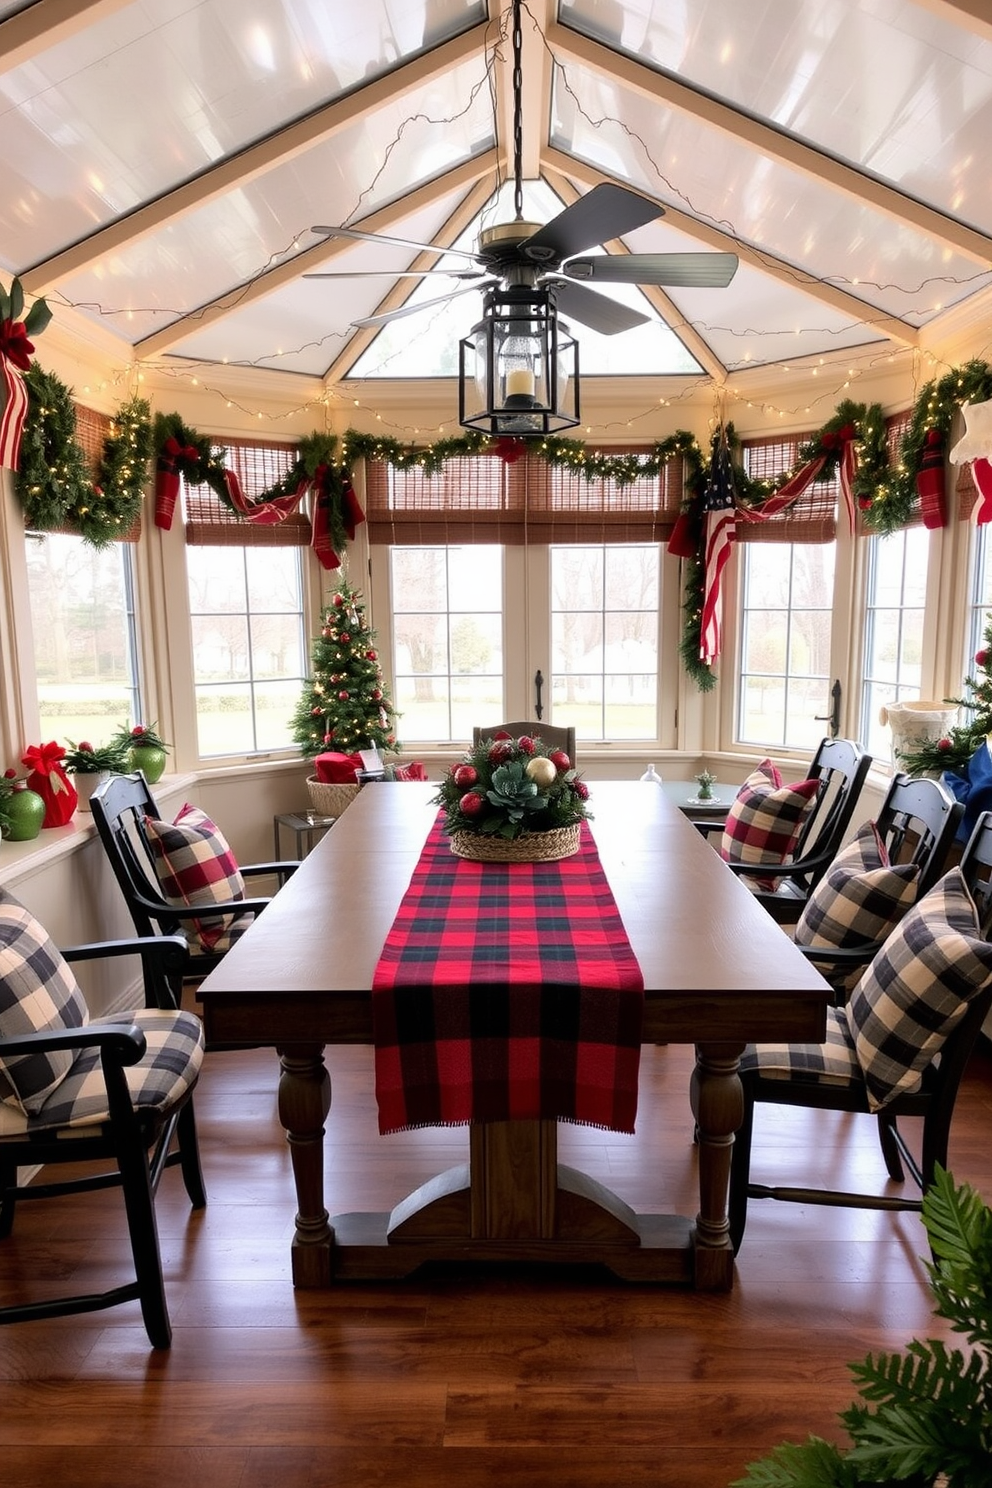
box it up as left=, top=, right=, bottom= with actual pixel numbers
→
left=291, top=578, right=399, bottom=758
left=897, top=613, right=992, bottom=776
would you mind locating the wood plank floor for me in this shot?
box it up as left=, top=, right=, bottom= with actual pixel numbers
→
left=2, top=1035, right=991, bottom=1487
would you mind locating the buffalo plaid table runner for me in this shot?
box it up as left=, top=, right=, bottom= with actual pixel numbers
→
left=372, top=815, right=644, bottom=1134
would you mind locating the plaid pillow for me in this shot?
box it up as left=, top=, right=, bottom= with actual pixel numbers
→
left=0, top=890, right=89, bottom=1115
left=720, top=759, right=820, bottom=890
left=144, top=803, right=249, bottom=953
left=794, top=820, right=920, bottom=949
left=848, top=868, right=992, bottom=1111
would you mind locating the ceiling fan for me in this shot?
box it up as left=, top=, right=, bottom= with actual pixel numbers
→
left=303, top=4, right=737, bottom=338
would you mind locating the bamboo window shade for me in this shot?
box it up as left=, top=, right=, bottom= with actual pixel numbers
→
left=184, top=438, right=310, bottom=546
left=364, top=447, right=685, bottom=545
left=740, top=433, right=838, bottom=543
left=74, top=403, right=141, bottom=541
left=884, top=408, right=923, bottom=530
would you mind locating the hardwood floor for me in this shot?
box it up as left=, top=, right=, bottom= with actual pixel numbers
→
left=2, top=1035, right=991, bottom=1487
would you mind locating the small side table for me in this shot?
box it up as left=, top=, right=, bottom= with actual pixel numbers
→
left=274, top=811, right=337, bottom=860
left=659, top=779, right=737, bottom=824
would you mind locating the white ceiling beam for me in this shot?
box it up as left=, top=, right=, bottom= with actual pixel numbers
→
left=20, top=22, right=491, bottom=294
left=0, top=0, right=130, bottom=71
left=541, top=164, right=730, bottom=383
left=134, top=152, right=498, bottom=360
left=549, top=19, right=992, bottom=267
left=544, top=148, right=919, bottom=349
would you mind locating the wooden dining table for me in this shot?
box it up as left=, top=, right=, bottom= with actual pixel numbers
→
left=197, top=780, right=830, bottom=1292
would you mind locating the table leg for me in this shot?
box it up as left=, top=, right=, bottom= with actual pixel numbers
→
left=276, top=1042, right=334, bottom=1287
left=690, top=1039, right=745, bottom=1291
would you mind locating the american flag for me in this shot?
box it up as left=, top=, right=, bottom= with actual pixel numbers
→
left=699, top=432, right=737, bottom=666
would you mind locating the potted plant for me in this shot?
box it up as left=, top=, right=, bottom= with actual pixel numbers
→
left=694, top=768, right=718, bottom=801
left=63, top=737, right=130, bottom=810
left=113, top=720, right=170, bottom=783
left=0, top=766, right=46, bottom=841
left=432, top=730, right=591, bottom=862
left=733, top=1165, right=992, bottom=1486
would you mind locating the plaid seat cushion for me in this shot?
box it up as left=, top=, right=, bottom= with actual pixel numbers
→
left=144, top=803, right=253, bottom=954
left=0, top=1008, right=204, bottom=1138
left=794, top=819, right=920, bottom=950
left=720, top=759, right=820, bottom=890
left=848, top=868, right=992, bottom=1112
left=0, top=890, right=89, bottom=1116
left=740, top=1005, right=860, bottom=1087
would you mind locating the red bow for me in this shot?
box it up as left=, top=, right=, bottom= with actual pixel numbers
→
left=821, top=423, right=855, bottom=451
left=21, top=741, right=67, bottom=775
left=491, top=437, right=527, bottom=464
left=0, top=317, right=34, bottom=372
left=160, top=435, right=199, bottom=466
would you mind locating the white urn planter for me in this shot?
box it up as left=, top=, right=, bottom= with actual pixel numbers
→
left=880, top=701, right=958, bottom=771
left=72, top=770, right=110, bottom=812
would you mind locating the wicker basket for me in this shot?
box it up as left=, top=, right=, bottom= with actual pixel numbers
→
left=306, top=775, right=360, bottom=819
left=448, top=822, right=581, bottom=863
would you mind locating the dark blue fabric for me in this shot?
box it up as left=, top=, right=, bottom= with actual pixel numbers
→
left=942, top=741, right=992, bottom=842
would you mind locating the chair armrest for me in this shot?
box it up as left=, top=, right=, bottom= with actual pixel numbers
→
left=798, top=941, right=881, bottom=968
left=241, top=860, right=300, bottom=880
left=61, top=936, right=188, bottom=971
left=0, top=1021, right=146, bottom=1063
left=126, top=888, right=275, bottom=921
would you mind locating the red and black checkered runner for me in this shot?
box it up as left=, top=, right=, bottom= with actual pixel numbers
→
left=372, top=815, right=644, bottom=1134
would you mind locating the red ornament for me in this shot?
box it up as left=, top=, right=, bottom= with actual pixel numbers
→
left=78, top=741, right=94, bottom=753
left=453, top=763, right=478, bottom=788
left=3, top=767, right=16, bottom=779
left=548, top=749, right=571, bottom=771
left=493, top=729, right=512, bottom=740
left=338, top=690, right=350, bottom=701
left=323, top=732, right=334, bottom=744
left=311, top=707, right=322, bottom=717
left=322, top=626, right=332, bottom=638
left=574, top=779, right=590, bottom=800
left=339, top=632, right=350, bottom=643
left=488, top=739, right=514, bottom=764
left=516, top=735, right=536, bottom=754
left=372, top=687, right=382, bottom=700
left=459, top=791, right=484, bottom=816
left=366, top=649, right=377, bottom=661
left=333, top=593, right=344, bottom=607
left=937, top=738, right=952, bottom=752
left=976, top=650, right=989, bottom=668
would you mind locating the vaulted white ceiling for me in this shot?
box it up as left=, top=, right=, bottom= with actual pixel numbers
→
left=2, top=0, right=991, bottom=403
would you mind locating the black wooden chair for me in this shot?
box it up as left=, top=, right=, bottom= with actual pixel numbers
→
left=698, top=738, right=872, bottom=922
left=0, top=917, right=205, bottom=1349
left=798, top=771, right=964, bottom=994
left=90, top=771, right=298, bottom=987
left=472, top=721, right=576, bottom=766
left=728, top=810, right=992, bottom=1256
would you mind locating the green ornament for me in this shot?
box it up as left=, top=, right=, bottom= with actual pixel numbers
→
left=3, top=787, right=46, bottom=841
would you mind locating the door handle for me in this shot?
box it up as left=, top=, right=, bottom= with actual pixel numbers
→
left=534, top=669, right=544, bottom=721
left=815, top=679, right=841, bottom=738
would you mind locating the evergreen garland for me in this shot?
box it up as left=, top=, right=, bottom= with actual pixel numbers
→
left=80, top=395, right=153, bottom=546
left=290, top=577, right=399, bottom=757
left=15, top=364, right=93, bottom=530
left=151, top=410, right=229, bottom=502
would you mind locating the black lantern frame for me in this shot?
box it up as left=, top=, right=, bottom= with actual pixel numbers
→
left=459, top=284, right=579, bottom=437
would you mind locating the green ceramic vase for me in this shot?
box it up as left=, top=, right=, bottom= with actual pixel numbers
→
left=129, top=743, right=167, bottom=783
left=3, top=786, right=46, bottom=840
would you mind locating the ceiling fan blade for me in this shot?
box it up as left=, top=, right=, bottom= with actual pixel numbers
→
left=564, top=252, right=739, bottom=288
left=521, top=183, right=664, bottom=264
left=552, top=280, right=651, bottom=336
left=304, top=268, right=485, bottom=281
left=351, top=281, right=488, bottom=329
left=310, top=224, right=481, bottom=264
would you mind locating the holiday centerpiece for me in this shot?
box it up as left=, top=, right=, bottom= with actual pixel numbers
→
left=432, top=731, right=591, bottom=862
left=113, top=720, right=170, bottom=783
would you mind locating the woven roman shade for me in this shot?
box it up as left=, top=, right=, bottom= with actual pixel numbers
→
left=883, top=408, right=923, bottom=530
left=740, top=434, right=838, bottom=543
left=73, top=403, right=142, bottom=541
left=184, top=438, right=309, bottom=546
left=365, top=447, right=685, bottom=545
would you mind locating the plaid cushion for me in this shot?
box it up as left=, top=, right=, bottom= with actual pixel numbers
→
left=144, top=803, right=252, bottom=954
left=740, top=1005, right=860, bottom=1088
left=0, top=890, right=89, bottom=1116
left=794, top=820, right=920, bottom=950
left=848, top=868, right=992, bottom=1112
left=720, top=759, right=820, bottom=890
left=0, top=1009, right=204, bottom=1137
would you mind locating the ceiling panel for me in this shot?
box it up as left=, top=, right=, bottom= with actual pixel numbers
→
left=560, top=0, right=992, bottom=235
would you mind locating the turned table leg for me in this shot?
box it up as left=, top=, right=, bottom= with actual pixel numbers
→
left=690, top=1039, right=745, bottom=1291
left=276, top=1042, right=334, bottom=1287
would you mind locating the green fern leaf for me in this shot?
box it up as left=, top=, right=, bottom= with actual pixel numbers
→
left=730, top=1435, right=858, bottom=1487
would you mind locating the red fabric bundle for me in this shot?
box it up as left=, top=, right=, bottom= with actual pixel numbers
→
left=314, top=750, right=363, bottom=784
left=21, top=742, right=78, bottom=826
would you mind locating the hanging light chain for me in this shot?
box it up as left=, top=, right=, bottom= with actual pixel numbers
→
left=512, top=0, right=524, bottom=221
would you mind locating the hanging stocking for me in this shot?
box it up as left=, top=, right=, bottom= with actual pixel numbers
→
left=667, top=510, right=697, bottom=558
left=310, top=467, right=341, bottom=571
left=972, top=458, right=992, bottom=525
left=341, top=479, right=365, bottom=540
left=916, top=428, right=946, bottom=529
left=155, top=436, right=196, bottom=530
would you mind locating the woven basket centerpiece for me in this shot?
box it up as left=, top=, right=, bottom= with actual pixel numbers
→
left=306, top=775, right=360, bottom=819
left=433, top=732, right=589, bottom=864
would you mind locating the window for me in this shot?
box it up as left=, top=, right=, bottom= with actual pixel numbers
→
left=389, top=545, right=503, bottom=742
left=551, top=544, right=660, bottom=740
left=737, top=543, right=835, bottom=748
left=25, top=533, right=140, bottom=746
left=967, top=520, right=992, bottom=672
left=860, top=526, right=929, bottom=759
left=186, top=546, right=306, bottom=757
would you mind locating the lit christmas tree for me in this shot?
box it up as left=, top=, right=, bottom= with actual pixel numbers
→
left=896, top=613, right=992, bottom=776
left=291, top=578, right=399, bottom=758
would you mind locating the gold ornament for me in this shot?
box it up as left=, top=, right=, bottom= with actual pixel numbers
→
left=525, top=756, right=556, bottom=789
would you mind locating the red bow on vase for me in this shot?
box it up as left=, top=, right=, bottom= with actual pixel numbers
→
left=20, top=742, right=78, bottom=827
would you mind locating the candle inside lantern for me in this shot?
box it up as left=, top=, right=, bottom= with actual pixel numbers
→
left=505, top=368, right=535, bottom=398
